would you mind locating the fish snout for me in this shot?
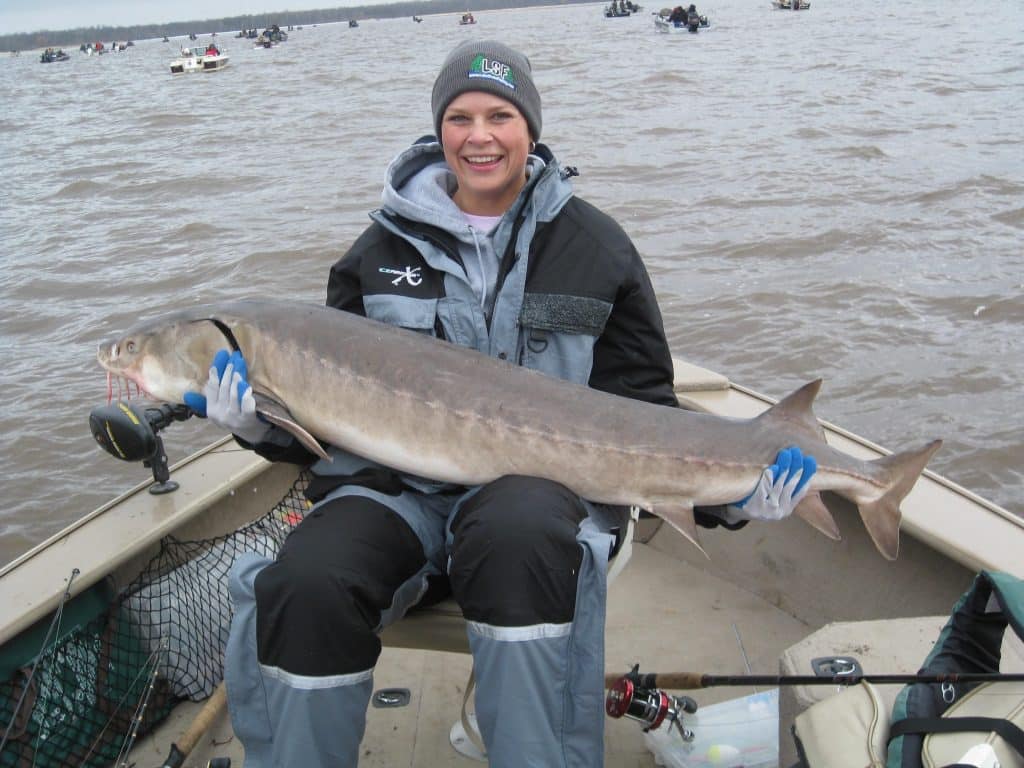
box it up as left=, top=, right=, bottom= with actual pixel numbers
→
left=97, top=339, right=148, bottom=402
left=97, top=336, right=139, bottom=367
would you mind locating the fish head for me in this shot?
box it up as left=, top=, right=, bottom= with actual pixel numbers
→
left=97, top=312, right=231, bottom=403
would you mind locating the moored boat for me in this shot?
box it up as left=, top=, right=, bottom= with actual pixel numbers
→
left=772, top=0, right=810, bottom=8
left=1, top=353, right=1020, bottom=765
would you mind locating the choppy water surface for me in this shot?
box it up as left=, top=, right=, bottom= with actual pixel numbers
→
left=1, top=0, right=1022, bottom=566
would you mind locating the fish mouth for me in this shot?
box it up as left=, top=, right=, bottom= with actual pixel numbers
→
left=105, top=371, right=152, bottom=404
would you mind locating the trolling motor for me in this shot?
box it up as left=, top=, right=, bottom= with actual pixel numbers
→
left=605, top=665, right=697, bottom=741
left=89, top=401, right=193, bottom=494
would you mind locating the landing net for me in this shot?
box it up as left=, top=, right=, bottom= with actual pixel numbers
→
left=0, top=470, right=311, bottom=767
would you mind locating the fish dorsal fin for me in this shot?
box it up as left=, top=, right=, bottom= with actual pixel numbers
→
left=254, top=392, right=330, bottom=461
left=756, top=379, right=826, bottom=440
left=650, top=503, right=708, bottom=559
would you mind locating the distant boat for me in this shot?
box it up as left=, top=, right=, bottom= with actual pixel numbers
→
left=169, top=46, right=230, bottom=74
left=413, top=15, right=423, bottom=22
left=39, top=48, right=70, bottom=63
left=349, top=19, right=359, bottom=27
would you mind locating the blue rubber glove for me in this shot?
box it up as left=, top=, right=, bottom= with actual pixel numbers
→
left=183, top=349, right=270, bottom=445
left=729, top=445, right=817, bottom=522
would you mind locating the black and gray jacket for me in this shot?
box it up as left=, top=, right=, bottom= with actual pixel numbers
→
left=328, top=138, right=678, bottom=406
left=255, top=138, right=738, bottom=526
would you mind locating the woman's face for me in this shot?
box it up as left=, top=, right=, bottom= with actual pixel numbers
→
left=440, top=91, right=532, bottom=216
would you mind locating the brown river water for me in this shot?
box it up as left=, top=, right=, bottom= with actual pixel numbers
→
left=1, top=0, right=1022, bottom=567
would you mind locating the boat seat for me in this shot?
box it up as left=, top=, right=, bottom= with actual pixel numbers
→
left=778, top=615, right=947, bottom=765
left=377, top=506, right=640, bottom=760
left=776, top=616, right=1024, bottom=766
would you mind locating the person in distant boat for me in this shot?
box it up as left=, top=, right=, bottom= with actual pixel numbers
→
left=187, top=39, right=817, bottom=768
left=668, top=5, right=687, bottom=23
left=205, top=42, right=219, bottom=56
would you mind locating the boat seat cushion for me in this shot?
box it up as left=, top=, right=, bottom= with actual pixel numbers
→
left=778, top=617, right=948, bottom=766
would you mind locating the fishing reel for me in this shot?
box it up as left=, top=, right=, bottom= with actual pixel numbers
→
left=89, top=401, right=193, bottom=494
left=605, top=665, right=697, bottom=741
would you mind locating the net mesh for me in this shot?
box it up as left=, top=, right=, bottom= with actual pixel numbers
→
left=0, top=470, right=311, bottom=767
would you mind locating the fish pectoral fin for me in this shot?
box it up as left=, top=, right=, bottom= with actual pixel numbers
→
left=254, top=393, right=330, bottom=461
left=794, top=491, right=841, bottom=541
left=650, top=503, right=708, bottom=559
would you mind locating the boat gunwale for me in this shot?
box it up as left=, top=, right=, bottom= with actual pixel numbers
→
left=0, top=436, right=269, bottom=645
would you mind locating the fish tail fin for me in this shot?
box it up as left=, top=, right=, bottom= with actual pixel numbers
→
left=859, top=439, right=943, bottom=561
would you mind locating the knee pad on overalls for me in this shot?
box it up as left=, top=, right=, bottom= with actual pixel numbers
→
left=253, top=494, right=427, bottom=675
left=449, top=475, right=587, bottom=625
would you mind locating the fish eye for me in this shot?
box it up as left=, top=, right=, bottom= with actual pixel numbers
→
left=126, top=340, right=136, bottom=353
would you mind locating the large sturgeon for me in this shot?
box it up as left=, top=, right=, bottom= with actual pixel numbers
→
left=96, top=299, right=941, bottom=560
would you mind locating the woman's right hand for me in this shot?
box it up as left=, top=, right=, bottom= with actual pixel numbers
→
left=183, top=349, right=271, bottom=445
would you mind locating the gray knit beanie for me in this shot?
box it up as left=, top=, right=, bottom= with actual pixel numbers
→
left=431, top=40, right=542, bottom=141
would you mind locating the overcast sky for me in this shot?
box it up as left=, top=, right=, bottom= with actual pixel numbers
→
left=2, top=0, right=376, bottom=34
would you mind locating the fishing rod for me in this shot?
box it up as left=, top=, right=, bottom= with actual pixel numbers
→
left=161, top=680, right=230, bottom=768
left=0, top=568, right=79, bottom=754
left=603, top=663, right=1024, bottom=737
left=604, top=669, right=1024, bottom=691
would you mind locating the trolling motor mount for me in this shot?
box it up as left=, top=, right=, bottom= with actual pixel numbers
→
left=605, top=665, right=697, bottom=741
left=89, top=402, right=193, bottom=494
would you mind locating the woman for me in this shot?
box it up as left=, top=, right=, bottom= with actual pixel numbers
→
left=189, top=40, right=815, bottom=767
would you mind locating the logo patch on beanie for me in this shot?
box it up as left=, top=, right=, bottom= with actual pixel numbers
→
left=467, top=54, right=516, bottom=90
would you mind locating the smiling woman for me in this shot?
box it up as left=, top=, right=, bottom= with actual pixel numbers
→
left=439, top=92, right=532, bottom=216
left=172, top=36, right=798, bottom=768
left=431, top=41, right=542, bottom=215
